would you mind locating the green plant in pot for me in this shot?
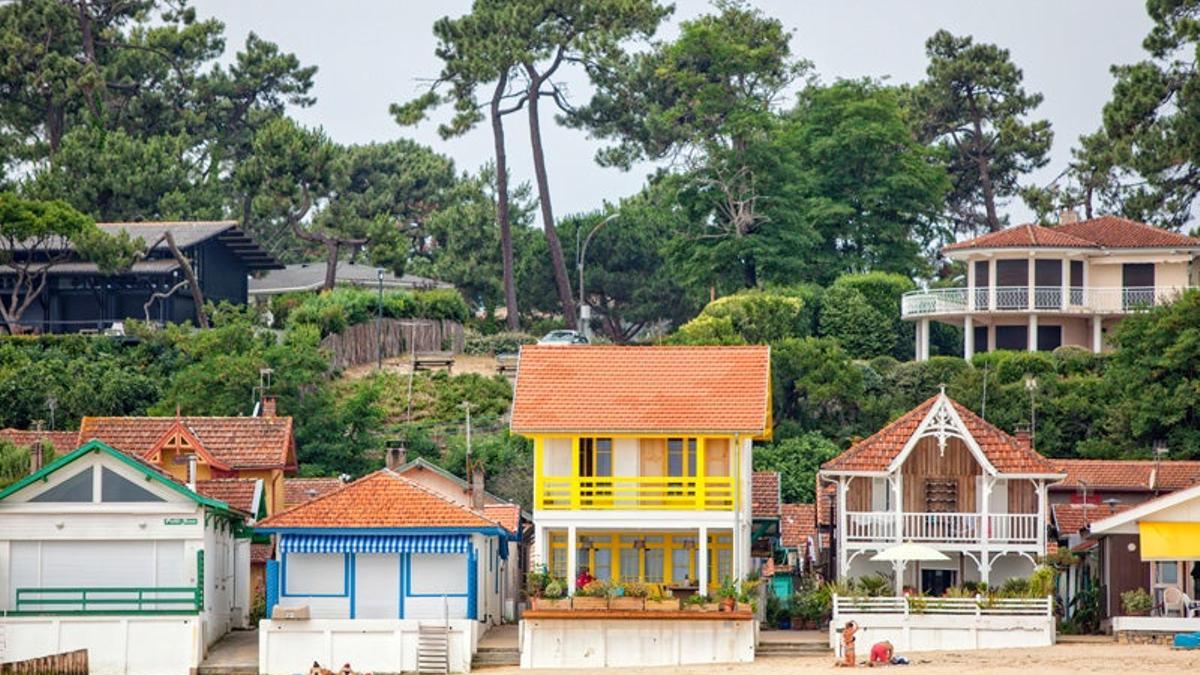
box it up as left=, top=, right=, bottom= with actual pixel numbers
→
left=536, top=578, right=570, bottom=610
left=717, top=577, right=739, bottom=611
left=611, top=581, right=647, bottom=610
left=1120, top=588, right=1152, bottom=616
left=573, top=580, right=610, bottom=610
left=646, top=585, right=679, bottom=611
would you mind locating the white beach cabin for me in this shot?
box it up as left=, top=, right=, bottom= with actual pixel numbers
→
left=0, top=440, right=251, bottom=675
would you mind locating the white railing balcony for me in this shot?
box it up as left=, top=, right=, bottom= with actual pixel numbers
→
left=845, top=512, right=1040, bottom=546
left=902, top=285, right=1193, bottom=318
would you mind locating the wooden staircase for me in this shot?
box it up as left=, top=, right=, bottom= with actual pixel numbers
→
left=417, top=623, right=451, bottom=674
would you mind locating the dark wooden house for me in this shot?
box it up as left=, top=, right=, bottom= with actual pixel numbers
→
left=2, top=221, right=280, bottom=333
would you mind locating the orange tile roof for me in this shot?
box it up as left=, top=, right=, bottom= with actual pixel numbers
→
left=510, top=345, right=771, bottom=435
left=0, top=429, right=80, bottom=455
left=79, top=416, right=294, bottom=470
left=944, top=216, right=1200, bottom=253
left=1052, top=502, right=1135, bottom=535
left=258, top=470, right=503, bottom=530
left=251, top=542, right=274, bottom=564
left=284, top=477, right=346, bottom=507
left=781, top=503, right=816, bottom=549
left=1052, top=459, right=1200, bottom=492
left=483, top=504, right=522, bottom=534
left=195, top=478, right=259, bottom=514
left=822, top=394, right=1060, bottom=474
left=752, top=471, right=781, bottom=518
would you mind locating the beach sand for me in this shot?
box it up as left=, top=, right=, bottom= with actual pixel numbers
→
left=480, top=643, right=1200, bottom=674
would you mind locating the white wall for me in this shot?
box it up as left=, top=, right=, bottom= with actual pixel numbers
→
left=0, top=615, right=202, bottom=675
left=259, top=619, right=479, bottom=674
left=828, top=613, right=1054, bottom=652
left=543, top=438, right=571, bottom=476
left=519, top=617, right=756, bottom=668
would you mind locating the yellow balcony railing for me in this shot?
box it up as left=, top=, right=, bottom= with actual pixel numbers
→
left=537, top=476, right=735, bottom=511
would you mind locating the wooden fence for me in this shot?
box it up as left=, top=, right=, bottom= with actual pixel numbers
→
left=321, top=319, right=465, bottom=371
left=1, top=649, right=88, bottom=675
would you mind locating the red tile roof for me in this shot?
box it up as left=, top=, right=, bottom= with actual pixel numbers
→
left=780, top=503, right=817, bottom=549
left=79, top=416, right=294, bottom=470
left=510, top=346, right=771, bottom=435
left=1052, top=459, right=1200, bottom=492
left=258, top=470, right=503, bottom=530
left=752, top=471, right=781, bottom=518
left=1052, top=502, right=1135, bottom=535
left=251, top=542, right=274, bottom=565
left=821, top=394, right=1060, bottom=475
left=0, top=429, right=80, bottom=455
left=944, top=216, right=1200, bottom=253
left=195, top=478, right=259, bottom=514
left=284, top=477, right=346, bottom=507
left=483, top=504, right=522, bottom=534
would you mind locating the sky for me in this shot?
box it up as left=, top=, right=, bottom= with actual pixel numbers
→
left=193, top=0, right=1154, bottom=225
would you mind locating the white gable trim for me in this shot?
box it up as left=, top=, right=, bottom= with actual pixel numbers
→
left=1089, top=482, right=1200, bottom=535
left=887, top=393, right=997, bottom=476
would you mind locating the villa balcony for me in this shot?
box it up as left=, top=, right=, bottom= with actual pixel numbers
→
left=536, top=475, right=736, bottom=511
left=900, top=285, right=1193, bottom=319
left=844, top=511, right=1040, bottom=546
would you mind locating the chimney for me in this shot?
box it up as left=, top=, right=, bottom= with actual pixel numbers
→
left=1058, top=209, right=1080, bottom=225
left=1013, top=424, right=1032, bottom=449
left=470, top=463, right=485, bottom=511
left=385, top=442, right=407, bottom=471
left=260, top=395, right=277, bottom=418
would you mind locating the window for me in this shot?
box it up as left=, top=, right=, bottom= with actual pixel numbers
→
left=974, top=260, right=990, bottom=309
left=284, top=553, right=345, bottom=596
left=924, top=479, right=958, bottom=513
left=578, top=438, right=613, bottom=477
left=410, top=553, right=467, bottom=595
left=31, top=468, right=93, bottom=503
left=667, top=438, right=697, bottom=477
left=101, top=467, right=164, bottom=502
left=1034, top=259, right=1063, bottom=309
left=1070, top=261, right=1084, bottom=305
left=619, top=548, right=639, bottom=581
left=643, top=548, right=664, bottom=583
left=1156, top=561, right=1179, bottom=585
left=1122, top=263, right=1155, bottom=309
left=973, top=326, right=989, bottom=352
left=671, top=545, right=695, bottom=584
left=996, top=260, right=1029, bottom=309
left=994, top=326, right=1027, bottom=351
left=1036, top=325, right=1062, bottom=351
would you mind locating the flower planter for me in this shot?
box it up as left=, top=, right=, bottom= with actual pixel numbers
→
left=572, top=596, right=609, bottom=611
left=610, top=596, right=645, bottom=611
left=532, top=597, right=571, bottom=611
left=718, top=597, right=736, bottom=612
left=736, top=602, right=753, bottom=613
left=645, top=599, right=680, bottom=611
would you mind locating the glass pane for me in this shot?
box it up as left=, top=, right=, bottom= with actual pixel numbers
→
left=101, top=467, right=164, bottom=502
left=687, top=439, right=697, bottom=477
left=1158, top=562, right=1178, bottom=585
left=594, top=548, right=612, bottom=581
left=31, top=467, right=93, bottom=502
left=550, top=548, right=566, bottom=578
left=644, top=549, right=664, bottom=582
left=596, top=438, right=612, bottom=477
left=718, top=550, right=732, bottom=583
left=671, top=548, right=692, bottom=583
left=667, top=439, right=683, bottom=476
left=619, top=549, right=639, bottom=581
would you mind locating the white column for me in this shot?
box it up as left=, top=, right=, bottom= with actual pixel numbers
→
left=567, top=525, right=578, bottom=595
left=1027, top=257, right=1036, bottom=310
left=1028, top=314, right=1038, bottom=352
left=1036, top=480, right=1047, bottom=558
left=980, top=475, right=992, bottom=587
left=698, top=526, right=709, bottom=595
left=987, top=324, right=995, bottom=352
left=918, top=319, right=930, bottom=361
left=967, top=260, right=977, bottom=311
left=534, top=523, right=547, bottom=571
left=892, top=473, right=903, bottom=545
left=988, top=258, right=997, bottom=311
left=1060, top=259, right=1070, bottom=310
left=892, top=560, right=907, bottom=597
left=837, top=477, right=849, bottom=579
left=964, top=316, right=975, bottom=361
left=1091, top=316, right=1103, bottom=353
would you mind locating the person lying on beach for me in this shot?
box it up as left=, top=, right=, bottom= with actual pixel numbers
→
left=868, top=641, right=894, bottom=666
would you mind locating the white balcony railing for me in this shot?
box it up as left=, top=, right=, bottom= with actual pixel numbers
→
left=845, top=512, right=1039, bottom=545
left=902, top=285, right=1193, bottom=318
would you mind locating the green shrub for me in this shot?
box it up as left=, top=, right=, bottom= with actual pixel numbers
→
left=287, top=287, right=471, bottom=336
left=1120, top=588, right=1152, bottom=615
left=464, top=330, right=537, bottom=356
left=671, top=289, right=811, bottom=345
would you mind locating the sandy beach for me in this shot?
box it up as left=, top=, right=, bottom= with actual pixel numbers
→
left=478, top=643, right=1200, bottom=674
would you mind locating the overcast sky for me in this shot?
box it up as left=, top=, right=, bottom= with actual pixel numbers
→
left=194, top=0, right=1153, bottom=224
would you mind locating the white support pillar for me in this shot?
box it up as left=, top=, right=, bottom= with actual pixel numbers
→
left=1036, top=480, right=1048, bottom=557
left=988, top=258, right=997, bottom=311
left=1060, top=258, right=1070, bottom=311
left=892, top=473, right=903, bottom=545
left=1028, top=314, right=1038, bottom=352
left=567, top=525, right=578, bottom=595
left=1027, top=257, right=1036, bottom=311
left=967, top=260, right=977, bottom=311
left=980, top=475, right=992, bottom=587
left=698, top=526, right=709, bottom=595
left=837, top=477, right=849, bottom=579
left=1091, top=316, right=1103, bottom=353
left=534, top=523, right=547, bottom=571
left=892, top=560, right=907, bottom=597
left=964, top=316, right=975, bottom=361
left=918, top=319, right=930, bottom=361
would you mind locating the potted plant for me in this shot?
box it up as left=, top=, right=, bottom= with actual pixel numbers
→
left=684, top=594, right=719, bottom=612
left=573, top=580, right=610, bottom=610
left=646, top=586, right=680, bottom=611
left=533, top=579, right=571, bottom=611
left=736, top=577, right=762, bottom=613
left=611, top=581, right=647, bottom=610
left=717, top=578, right=738, bottom=612
left=1120, top=588, right=1152, bottom=616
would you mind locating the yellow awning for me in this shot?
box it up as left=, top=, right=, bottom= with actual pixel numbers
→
left=1138, top=521, right=1200, bottom=560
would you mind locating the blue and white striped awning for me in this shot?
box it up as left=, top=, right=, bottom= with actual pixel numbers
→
left=279, top=533, right=470, bottom=554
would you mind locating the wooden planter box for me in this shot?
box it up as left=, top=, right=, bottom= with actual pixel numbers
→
left=532, top=597, right=571, bottom=611
left=684, top=602, right=720, bottom=612
left=736, top=602, right=754, bottom=613
left=572, top=596, right=609, bottom=610
left=646, top=599, right=681, bottom=611
left=610, top=596, right=645, bottom=611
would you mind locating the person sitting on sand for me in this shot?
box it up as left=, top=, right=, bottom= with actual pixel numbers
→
left=869, top=641, right=894, bottom=667
left=835, top=621, right=858, bottom=667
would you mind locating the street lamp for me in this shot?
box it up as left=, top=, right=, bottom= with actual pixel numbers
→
left=376, top=268, right=385, bottom=370
left=576, top=213, right=618, bottom=340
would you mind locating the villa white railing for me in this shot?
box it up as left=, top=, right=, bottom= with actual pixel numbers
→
left=901, top=285, right=1192, bottom=318
left=832, top=595, right=1053, bottom=617
left=845, top=512, right=1039, bottom=545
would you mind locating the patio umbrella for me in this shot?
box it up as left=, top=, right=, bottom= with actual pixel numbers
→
left=870, top=542, right=949, bottom=562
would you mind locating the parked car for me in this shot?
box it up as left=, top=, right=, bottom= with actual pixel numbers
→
left=538, top=330, right=589, bottom=345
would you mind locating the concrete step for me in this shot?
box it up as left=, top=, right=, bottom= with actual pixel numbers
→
left=196, top=667, right=259, bottom=675
left=472, top=647, right=521, bottom=668
left=757, top=643, right=831, bottom=656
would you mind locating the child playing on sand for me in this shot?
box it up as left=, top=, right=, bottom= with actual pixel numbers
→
left=869, top=641, right=894, bottom=666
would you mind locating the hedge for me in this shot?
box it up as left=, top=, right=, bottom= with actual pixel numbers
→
left=287, top=287, right=470, bottom=337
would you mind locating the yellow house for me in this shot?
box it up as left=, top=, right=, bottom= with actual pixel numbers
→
left=510, top=345, right=771, bottom=595
left=902, top=215, right=1200, bottom=360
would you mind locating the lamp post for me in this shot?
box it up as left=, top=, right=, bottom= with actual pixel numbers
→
left=376, top=268, right=385, bottom=370
left=576, top=213, right=617, bottom=341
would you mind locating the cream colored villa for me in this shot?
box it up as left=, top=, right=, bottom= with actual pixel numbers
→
left=903, top=216, right=1200, bottom=360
